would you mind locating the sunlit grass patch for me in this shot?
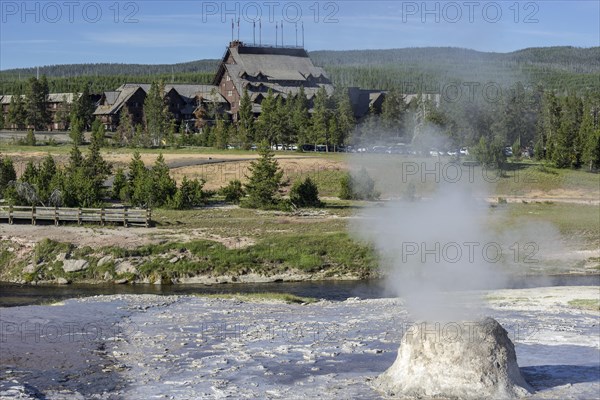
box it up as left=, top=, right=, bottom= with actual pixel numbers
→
left=197, top=292, right=318, bottom=304
left=567, top=299, right=600, bottom=311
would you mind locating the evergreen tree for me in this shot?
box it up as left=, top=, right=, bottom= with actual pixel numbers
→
left=144, top=81, right=169, bottom=147
left=115, top=107, right=135, bottom=146
left=290, top=177, right=321, bottom=207
left=213, top=117, right=229, bottom=149
left=0, top=155, right=17, bottom=197
left=77, top=139, right=111, bottom=206
left=54, top=95, right=71, bottom=130
left=151, top=153, right=176, bottom=207
left=244, top=141, right=284, bottom=208
left=127, top=151, right=147, bottom=204
left=71, top=84, right=95, bottom=130
left=24, top=129, right=37, bottom=146
left=166, top=118, right=178, bottom=148
left=552, top=94, right=583, bottom=168
left=381, top=88, right=406, bottom=134
left=219, top=180, right=245, bottom=203
left=36, top=154, right=57, bottom=202
left=172, top=176, right=206, bottom=209
left=7, top=88, right=26, bottom=130
left=69, top=115, right=84, bottom=145
left=312, top=86, right=330, bottom=150
left=238, top=87, right=255, bottom=149
left=333, top=89, right=355, bottom=149
left=91, top=119, right=105, bottom=147
left=112, top=168, right=127, bottom=200
left=68, top=144, right=84, bottom=171
left=581, top=101, right=600, bottom=171
left=21, top=161, right=38, bottom=184
left=25, top=76, right=50, bottom=130
left=256, top=89, right=277, bottom=145
left=274, top=95, right=293, bottom=147
left=292, top=87, right=310, bottom=146
left=538, top=91, right=562, bottom=161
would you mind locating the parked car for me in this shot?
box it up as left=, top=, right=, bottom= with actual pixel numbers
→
left=387, top=144, right=408, bottom=154
left=504, top=147, right=513, bottom=157
left=460, top=147, right=469, bottom=156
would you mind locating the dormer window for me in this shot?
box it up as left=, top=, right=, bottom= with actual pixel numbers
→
left=226, top=75, right=231, bottom=82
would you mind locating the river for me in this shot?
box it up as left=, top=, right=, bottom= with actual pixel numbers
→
left=1, top=274, right=599, bottom=307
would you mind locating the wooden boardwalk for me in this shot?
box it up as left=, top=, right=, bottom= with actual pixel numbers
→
left=0, top=206, right=151, bottom=227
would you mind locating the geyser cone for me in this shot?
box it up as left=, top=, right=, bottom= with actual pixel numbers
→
left=375, top=317, right=533, bottom=399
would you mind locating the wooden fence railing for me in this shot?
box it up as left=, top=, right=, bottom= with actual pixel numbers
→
left=0, top=206, right=151, bottom=227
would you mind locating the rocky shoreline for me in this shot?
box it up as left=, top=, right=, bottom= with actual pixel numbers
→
left=0, top=239, right=375, bottom=287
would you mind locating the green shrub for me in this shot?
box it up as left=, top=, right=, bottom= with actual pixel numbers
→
left=338, top=168, right=380, bottom=200
left=290, top=177, right=322, bottom=207
left=219, top=179, right=245, bottom=204
left=169, top=176, right=207, bottom=209
left=19, top=130, right=37, bottom=146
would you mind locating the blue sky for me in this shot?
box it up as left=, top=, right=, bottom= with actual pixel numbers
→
left=1, top=1, right=598, bottom=69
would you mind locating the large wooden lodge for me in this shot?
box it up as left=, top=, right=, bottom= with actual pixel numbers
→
left=1, top=41, right=401, bottom=132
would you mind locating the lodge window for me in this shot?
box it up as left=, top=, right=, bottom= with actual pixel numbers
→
left=226, top=75, right=231, bottom=81
left=228, top=90, right=233, bottom=97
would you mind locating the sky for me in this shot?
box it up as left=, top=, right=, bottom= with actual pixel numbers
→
left=1, top=0, right=599, bottom=69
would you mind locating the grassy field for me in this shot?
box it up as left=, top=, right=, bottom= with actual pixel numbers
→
left=1, top=142, right=597, bottom=198
left=1, top=144, right=598, bottom=283
left=501, top=202, right=599, bottom=244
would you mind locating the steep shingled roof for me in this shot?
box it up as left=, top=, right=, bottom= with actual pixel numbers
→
left=94, top=84, right=226, bottom=116
left=94, top=86, right=143, bottom=116
left=214, top=42, right=334, bottom=100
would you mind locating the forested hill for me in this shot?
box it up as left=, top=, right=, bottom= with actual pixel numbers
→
left=310, top=46, right=600, bottom=71
left=1, top=59, right=219, bottom=78
left=310, top=46, right=600, bottom=93
left=1, top=46, right=598, bottom=94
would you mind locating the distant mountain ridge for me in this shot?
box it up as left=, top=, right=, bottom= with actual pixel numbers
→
left=1, top=46, right=598, bottom=94
left=2, top=46, right=598, bottom=77
left=1, top=60, right=220, bottom=78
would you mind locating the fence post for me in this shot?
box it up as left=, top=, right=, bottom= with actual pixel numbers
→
left=78, top=208, right=82, bottom=225
left=101, top=208, right=105, bottom=226
left=146, top=209, right=151, bottom=228
left=9, top=205, right=13, bottom=225
left=54, top=206, right=59, bottom=226
left=123, top=207, right=128, bottom=228
left=31, top=206, right=36, bottom=225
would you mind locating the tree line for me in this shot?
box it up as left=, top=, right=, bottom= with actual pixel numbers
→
left=356, top=82, right=600, bottom=171
left=1, top=141, right=348, bottom=212
left=4, top=75, right=599, bottom=172
left=0, top=144, right=207, bottom=210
